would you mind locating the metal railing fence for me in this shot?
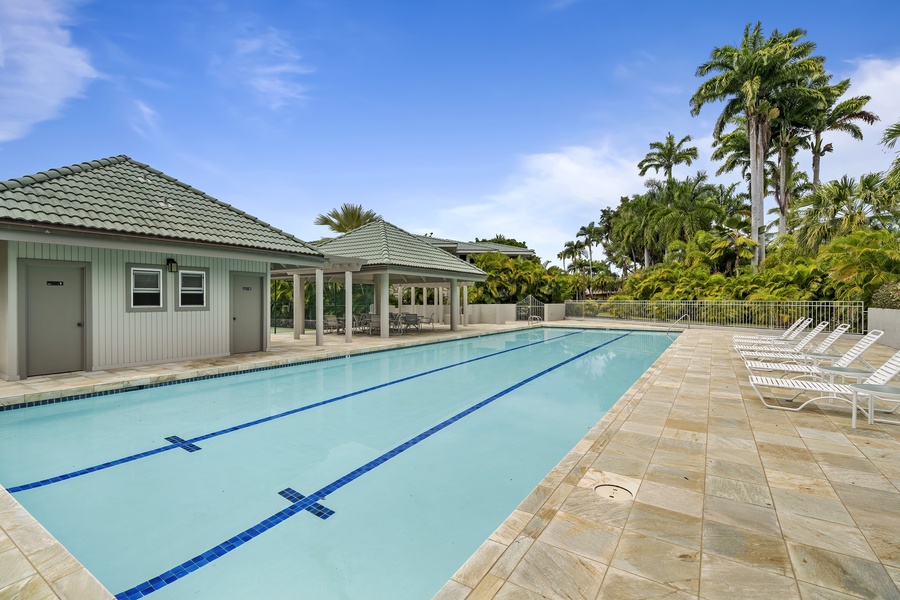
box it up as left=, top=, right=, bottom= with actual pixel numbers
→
left=565, top=300, right=867, bottom=333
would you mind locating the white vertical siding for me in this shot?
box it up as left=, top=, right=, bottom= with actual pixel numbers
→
left=15, top=241, right=267, bottom=370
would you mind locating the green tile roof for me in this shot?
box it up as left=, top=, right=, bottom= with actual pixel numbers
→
left=318, top=220, right=486, bottom=278
left=414, top=234, right=534, bottom=255
left=0, top=155, right=322, bottom=257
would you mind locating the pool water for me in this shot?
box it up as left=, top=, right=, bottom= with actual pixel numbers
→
left=0, top=328, right=673, bottom=599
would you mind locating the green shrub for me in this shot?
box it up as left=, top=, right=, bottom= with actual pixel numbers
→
left=870, top=282, right=900, bottom=310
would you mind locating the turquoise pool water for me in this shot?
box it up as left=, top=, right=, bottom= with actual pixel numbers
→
left=0, top=328, right=672, bottom=599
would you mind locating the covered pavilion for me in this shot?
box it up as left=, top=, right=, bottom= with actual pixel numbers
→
left=270, top=219, right=486, bottom=346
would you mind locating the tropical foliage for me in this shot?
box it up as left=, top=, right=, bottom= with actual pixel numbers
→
left=537, top=21, right=898, bottom=308
left=314, top=203, right=381, bottom=233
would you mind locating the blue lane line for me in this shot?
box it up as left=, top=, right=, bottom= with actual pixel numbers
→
left=7, top=330, right=587, bottom=494
left=114, top=332, right=631, bottom=599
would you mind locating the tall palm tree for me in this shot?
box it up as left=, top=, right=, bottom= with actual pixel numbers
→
left=314, top=203, right=381, bottom=233
left=807, top=77, right=879, bottom=188
left=769, top=72, right=825, bottom=235
left=637, top=133, right=699, bottom=180
left=576, top=221, right=603, bottom=279
left=691, top=22, right=824, bottom=268
left=882, top=119, right=900, bottom=185
left=562, top=239, right=586, bottom=269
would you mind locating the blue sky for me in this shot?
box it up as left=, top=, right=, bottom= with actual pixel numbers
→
left=1, top=0, right=899, bottom=266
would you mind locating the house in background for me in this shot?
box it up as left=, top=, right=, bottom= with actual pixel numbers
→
left=416, top=235, right=536, bottom=263
left=0, top=156, right=324, bottom=381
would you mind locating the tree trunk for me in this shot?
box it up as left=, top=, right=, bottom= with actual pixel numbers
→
left=748, top=118, right=767, bottom=268
left=644, top=246, right=651, bottom=268
left=778, top=145, right=788, bottom=236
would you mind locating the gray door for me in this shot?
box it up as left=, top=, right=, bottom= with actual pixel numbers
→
left=231, top=274, right=264, bottom=353
left=27, top=265, right=85, bottom=376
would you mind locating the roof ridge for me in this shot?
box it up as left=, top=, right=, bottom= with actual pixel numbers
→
left=0, top=155, right=130, bottom=192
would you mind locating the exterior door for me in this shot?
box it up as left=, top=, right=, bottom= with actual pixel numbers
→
left=27, top=264, right=85, bottom=376
left=231, top=274, right=264, bottom=353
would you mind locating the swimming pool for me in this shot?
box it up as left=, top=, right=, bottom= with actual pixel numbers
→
left=0, top=327, right=673, bottom=599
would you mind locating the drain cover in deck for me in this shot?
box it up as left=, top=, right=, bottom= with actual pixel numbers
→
left=594, top=484, right=633, bottom=502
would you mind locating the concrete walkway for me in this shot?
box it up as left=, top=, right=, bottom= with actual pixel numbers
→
left=2, top=324, right=899, bottom=599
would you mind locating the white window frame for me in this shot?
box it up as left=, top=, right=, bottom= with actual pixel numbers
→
left=177, top=268, right=209, bottom=311
left=127, top=266, right=166, bottom=312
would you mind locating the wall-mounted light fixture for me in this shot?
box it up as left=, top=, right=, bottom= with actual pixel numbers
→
left=166, top=258, right=179, bottom=273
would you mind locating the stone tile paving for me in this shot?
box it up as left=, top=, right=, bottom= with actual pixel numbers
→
left=2, top=324, right=899, bottom=599
left=437, top=328, right=900, bottom=600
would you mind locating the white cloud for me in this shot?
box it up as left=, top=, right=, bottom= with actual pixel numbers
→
left=437, top=141, right=643, bottom=265
left=213, top=27, right=314, bottom=110
left=130, top=100, right=160, bottom=139
left=0, top=0, right=97, bottom=142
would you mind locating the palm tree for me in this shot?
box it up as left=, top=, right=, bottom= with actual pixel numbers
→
left=562, top=239, right=586, bottom=269
left=807, top=77, right=879, bottom=188
left=615, top=192, right=660, bottom=268
left=769, top=74, right=824, bottom=235
left=791, top=173, right=897, bottom=253
left=637, top=133, right=699, bottom=180
left=314, top=203, right=381, bottom=233
left=710, top=215, right=757, bottom=275
left=652, top=172, right=724, bottom=251
left=691, top=22, right=824, bottom=268
left=576, top=221, right=603, bottom=280
left=882, top=119, right=900, bottom=184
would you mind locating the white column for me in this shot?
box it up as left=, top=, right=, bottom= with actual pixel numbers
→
left=438, top=286, right=444, bottom=324
left=344, top=271, right=353, bottom=343
left=293, top=274, right=304, bottom=339
left=315, top=268, right=324, bottom=346
left=397, top=285, right=403, bottom=313
left=380, top=274, right=390, bottom=338
left=463, top=285, right=468, bottom=326
left=411, top=286, right=416, bottom=311
left=450, top=279, right=459, bottom=332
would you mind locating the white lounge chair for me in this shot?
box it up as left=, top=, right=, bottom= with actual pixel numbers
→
left=743, top=327, right=869, bottom=380
left=748, top=349, right=900, bottom=427
left=734, top=321, right=828, bottom=353
left=739, top=324, right=866, bottom=363
left=733, top=317, right=811, bottom=344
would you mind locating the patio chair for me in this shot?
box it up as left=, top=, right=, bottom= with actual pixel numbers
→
left=732, top=317, right=810, bottom=344
left=389, top=313, right=404, bottom=334
left=366, top=314, right=381, bottom=335
left=740, top=328, right=881, bottom=367
left=743, top=327, right=870, bottom=379
left=738, top=324, right=853, bottom=363
left=323, top=314, right=341, bottom=334
left=734, top=321, right=828, bottom=354
left=419, top=313, right=435, bottom=330
left=402, top=313, right=420, bottom=332
left=748, top=349, right=900, bottom=427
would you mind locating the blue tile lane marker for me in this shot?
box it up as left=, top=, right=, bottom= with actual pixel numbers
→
left=6, top=330, right=586, bottom=494
left=278, top=488, right=334, bottom=519
left=113, top=332, right=632, bottom=599
left=164, top=436, right=202, bottom=453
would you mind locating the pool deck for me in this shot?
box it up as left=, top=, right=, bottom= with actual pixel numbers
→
left=2, top=322, right=899, bottom=599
